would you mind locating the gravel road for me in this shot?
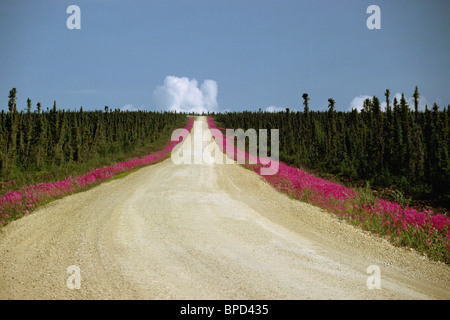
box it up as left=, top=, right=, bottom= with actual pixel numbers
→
left=0, top=116, right=448, bottom=299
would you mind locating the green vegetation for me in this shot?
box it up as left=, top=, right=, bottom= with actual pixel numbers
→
left=0, top=88, right=188, bottom=190
left=214, top=87, right=450, bottom=212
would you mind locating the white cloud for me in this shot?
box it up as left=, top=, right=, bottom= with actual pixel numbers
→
left=348, top=95, right=372, bottom=112
left=349, top=93, right=429, bottom=112
left=153, top=76, right=219, bottom=113
left=385, top=93, right=402, bottom=110
left=406, top=94, right=429, bottom=111
left=265, top=105, right=286, bottom=113
left=121, top=104, right=141, bottom=112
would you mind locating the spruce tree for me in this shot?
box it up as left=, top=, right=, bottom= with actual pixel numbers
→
left=302, top=93, right=310, bottom=115
left=413, top=86, right=420, bottom=122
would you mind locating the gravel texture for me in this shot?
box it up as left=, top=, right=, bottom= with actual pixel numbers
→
left=0, top=117, right=448, bottom=299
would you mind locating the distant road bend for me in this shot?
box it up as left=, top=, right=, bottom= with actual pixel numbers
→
left=0, top=116, right=448, bottom=299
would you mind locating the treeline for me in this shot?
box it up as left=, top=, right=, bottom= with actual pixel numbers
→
left=214, top=87, right=450, bottom=209
left=0, top=88, right=186, bottom=182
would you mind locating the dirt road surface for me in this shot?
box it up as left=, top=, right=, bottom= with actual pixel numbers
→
left=0, top=116, right=449, bottom=299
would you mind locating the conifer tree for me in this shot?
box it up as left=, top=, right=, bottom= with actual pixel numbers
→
left=413, top=86, right=420, bottom=122
left=302, top=93, right=310, bottom=115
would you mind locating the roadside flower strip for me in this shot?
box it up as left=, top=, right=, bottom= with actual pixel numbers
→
left=0, top=117, right=194, bottom=227
left=207, top=116, right=450, bottom=263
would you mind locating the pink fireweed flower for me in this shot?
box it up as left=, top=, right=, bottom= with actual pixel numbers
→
left=207, top=116, right=450, bottom=261
left=0, top=117, right=194, bottom=227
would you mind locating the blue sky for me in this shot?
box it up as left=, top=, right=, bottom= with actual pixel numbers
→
left=0, top=0, right=449, bottom=112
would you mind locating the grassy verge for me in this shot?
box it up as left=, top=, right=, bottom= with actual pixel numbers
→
left=208, top=116, right=450, bottom=264
left=1, top=116, right=189, bottom=193
left=0, top=116, right=193, bottom=227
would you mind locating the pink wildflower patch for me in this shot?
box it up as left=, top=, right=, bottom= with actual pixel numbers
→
left=0, top=117, right=194, bottom=226
left=207, top=116, right=450, bottom=263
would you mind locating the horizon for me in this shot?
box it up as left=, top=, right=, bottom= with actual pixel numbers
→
left=3, top=85, right=447, bottom=114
